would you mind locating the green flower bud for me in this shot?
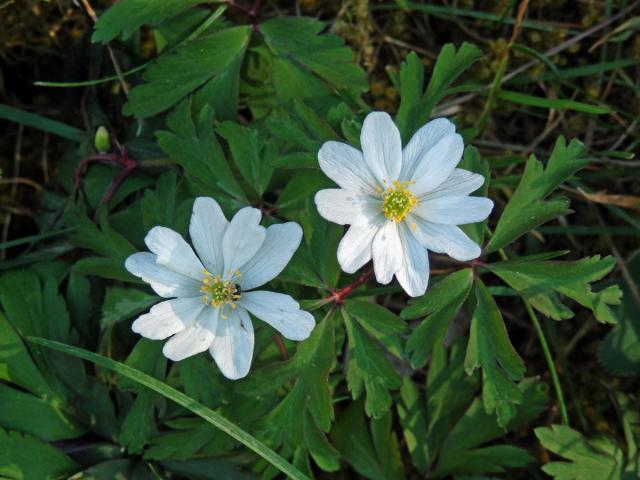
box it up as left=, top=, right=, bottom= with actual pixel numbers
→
left=94, top=126, right=111, bottom=153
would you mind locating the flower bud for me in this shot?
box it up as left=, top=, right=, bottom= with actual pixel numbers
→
left=94, top=126, right=111, bottom=153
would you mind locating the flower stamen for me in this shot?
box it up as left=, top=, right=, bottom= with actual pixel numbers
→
left=381, top=180, right=417, bottom=222
left=200, top=271, right=241, bottom=308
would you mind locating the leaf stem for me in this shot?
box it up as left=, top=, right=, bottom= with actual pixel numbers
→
left=322, top=268, right=373, bottom=306
left=524, top=301, right=570, bottom=426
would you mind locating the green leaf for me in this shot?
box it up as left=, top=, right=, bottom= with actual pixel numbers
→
left=0, top=311, right=52, bottom=396
left=260, top=17, right=367, bottom=94
left=179, top=355, right=223, bottom=408
left=29, top=337, right=310, bottom=480
left=0, top=103, right=85, bottom=142
left=397, top=377, right=430, bottom=473
left=161, top=458, right=256, bottom=479
left=345, top=300, right=408, bottom=358
left=67, top=209, right=136, bottom=267
left=144, top=419, right=217, bottom=461
left=403, top=269, right=473, bottom=368
left=0, top=383, right=85, bottom=441
left=118, top=340, right=166, bottom=454
left=486, top=136, right=587, bottom=252
left=396, top=43, right=481, bottom=141
left=489, top=255, right=621, bottom=323
left=0, top=269, right=87, bottom=399
left=217, top=121, right=273, bottom=196
left=536, top=425, right=625, bottom=479
left=405, top=339, right=479, bottom=472
left=342, top=309, right=402, bottom=418
left=0, top=427, right=78, bottom=479
left=598, top=251, right=640, bottom=375
left=464, top=279, right=525, bottom=427
left=92, top=0, right=211, bottom=42
left=124, top=26, right=251, bottom=118
left=401, top=269, right=474, bottom=319
left=141, top=170, right=178, bottom=231
left=156, top=101, right=245, bottom=201
left=497, top=90, right=612, bottom=114
left=101, top=287, right=157, bottom=329
left=245, top=314, right=338, bottom=471
left=434, top=378, right=547, bottom=477
left=332, top=400, right=404, bottom=480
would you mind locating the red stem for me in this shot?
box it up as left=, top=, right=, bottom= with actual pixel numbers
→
left=324, top=268, right=373, bottom=306
left=274, top=334, right=288, bottom=360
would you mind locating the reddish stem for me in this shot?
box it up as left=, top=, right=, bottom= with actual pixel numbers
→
left=227, top=0, right=261, bottom=28
left=274, top=334, right=288, bottom=360
left=75, top=146, right=138, bottom=212
left=324, top=268, right=373, bottom=306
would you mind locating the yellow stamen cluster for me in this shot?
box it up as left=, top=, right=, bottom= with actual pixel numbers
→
left=381, top=180, right=417, bottom=222
left=200, top=270, right=241, bottom=310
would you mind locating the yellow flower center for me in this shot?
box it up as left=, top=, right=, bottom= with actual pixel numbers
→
left=381, top=180, right=417, bottom=222
left=200, top=270, right=241, bottom=310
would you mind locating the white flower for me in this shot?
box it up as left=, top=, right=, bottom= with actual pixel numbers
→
left=314, top=112, right=493, bottom=297
left=125, top=197, right=315, bottom=380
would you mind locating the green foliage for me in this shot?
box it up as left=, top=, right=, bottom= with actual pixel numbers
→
left=260, top=17, right=368, bottom=95
left=92, top=0, right=212, bottom=42
left=31, top=337, right=310, bottom=480
left=465, top=279, right=526, bottom=427
left=486, top=136, right=588, bottom=253
left=156, top=101, right=246, bottom=203
left=489, top=255, right=621, bottom=323
left=402, top=268, right=473, bottom=368
left=396, top=43, right=481, bottom=141
left=397, top=340, right=547, bottom=477
left=1, top=2, right=630, bottom=478
left=332, top=402, right=404, bottom=480
left=0, top=427, right=78, bottom=479
left=599, top=251, right=640, bottom=375
left=237, top=312, right=338, bottom=473
left=536, top=425, right=639, bottom=479
left=342, top=308, right=402, bottom=419
left=124, top=26, right=251, bottom=118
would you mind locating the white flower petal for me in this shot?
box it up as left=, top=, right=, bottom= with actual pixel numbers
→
left=372, top=220, right=403, bottom=284
left=239, top=222, right=303, bottom=291
left=162, top=308, right=218, bottom=361
left=239, top=290, right=315, bottom=341
left=413, top=196, right=493, bottom=225
left=222, top=207, right=266, bottom=276
left=145, top=226, right=204, bottom=280
left=423, top=168, right=485, bottom=200
left=315, top=189, right=381, bottom=226
left=411, top=216, right=482, bottom=261
left=190, top=197, right=228, bottom=276
left=401, top=117, right=456, bottom=181
left=125, top=252, right=201, bottom=298
left=209, top=307, right=254, bottom=380
left=337, top=222, right=381, bottom=274
left=411, top=133, right=464, bottom=196
left=361, top=111, right=402, bottom=185
left=132, top=297, right=204, bottom=340
left=395, top=224, right=430, bottom=297
left=318, top=141, right=378, bottom=194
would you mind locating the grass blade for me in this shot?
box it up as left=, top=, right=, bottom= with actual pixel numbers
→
left=0, top=104, right=85, bottom=142
left=28, top=337, right=310, bottom=480
left=497, top=90, right=612, bottom=114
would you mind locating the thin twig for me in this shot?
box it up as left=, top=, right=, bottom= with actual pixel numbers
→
left=80, top=0, right=130, bottom=96
left=1, top=124, right=24, bottom=260
left=476, top=0, right=530, bottom=132
left=438, top=1, right=640, bottom=113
